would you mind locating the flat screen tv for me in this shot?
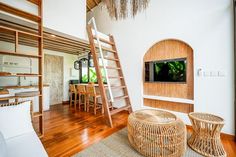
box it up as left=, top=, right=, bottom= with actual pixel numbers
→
left=145, top=58, right=187, bottom=83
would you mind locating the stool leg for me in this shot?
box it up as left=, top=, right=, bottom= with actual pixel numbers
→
left=87, top=95, right=90, bottom=112
left=102, top=105, right=104, bottom=114
left=69, top=93, right=72, bottom=107
left=94, top=97, right=96, bottom=115
left=84, top=95, right=87, bottom=112
left=74, top=93, right=77, bottom=110
left=78, top=94, right=81, bottom=111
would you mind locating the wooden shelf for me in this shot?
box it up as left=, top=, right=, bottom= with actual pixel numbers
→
left=0, top=94, right=42, bottom=101
left=0, top=96, right=18, bottom=101
left=0, top=51, right=42, bottom=58
left=0, top=26, right=42, bottom=38
left=0, top=0, right=44, bottom=137
left=0, top=74, right=42, bottom=77
left=0, top=89, right=9, bottom=95
left=33, top=112, right=42, bottom=118
left=143, top=95, right=194, bottom=104
left=0, top=2, right=41, bottom=22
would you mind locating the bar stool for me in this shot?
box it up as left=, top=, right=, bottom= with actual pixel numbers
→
left=86, top=82, right=104, bottom=115
left=76, top=85, right=87, bottom=111
left=69, top=84, right=77, bottom=109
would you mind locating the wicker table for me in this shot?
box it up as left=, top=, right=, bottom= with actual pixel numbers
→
left=128, top=109, right=186, bottom=157
left=188, top=112, right=226, bottom=157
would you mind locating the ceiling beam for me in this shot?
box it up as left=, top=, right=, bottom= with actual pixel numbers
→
left=87, top=4, right=92, bottom=12
left=93, top=0, right=98, bottom=5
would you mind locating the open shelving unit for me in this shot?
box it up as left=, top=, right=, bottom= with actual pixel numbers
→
left=0, top=0, right=44, bottom=137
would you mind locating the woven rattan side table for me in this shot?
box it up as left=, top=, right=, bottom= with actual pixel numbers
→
left=188, top=112, right=226, bottom=157
left=128, top=109, right=186, bottom=157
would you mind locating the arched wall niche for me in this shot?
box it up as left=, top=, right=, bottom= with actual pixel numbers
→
left=143, top=39, right=194, bottom=113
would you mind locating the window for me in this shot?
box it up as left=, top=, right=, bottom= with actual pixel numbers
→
left=79, top=53, right=107, bottom=83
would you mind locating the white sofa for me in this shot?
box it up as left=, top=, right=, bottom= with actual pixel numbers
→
left=0, top=101, right=48, bottom=157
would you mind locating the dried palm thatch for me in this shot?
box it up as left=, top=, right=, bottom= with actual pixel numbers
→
left=103, top=0, right=150, bottom=20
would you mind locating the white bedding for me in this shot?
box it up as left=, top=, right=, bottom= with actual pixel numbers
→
left=6, top=131, right=48, bottom=157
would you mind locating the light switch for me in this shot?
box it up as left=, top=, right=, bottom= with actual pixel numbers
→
left=210, top=71, right=218, bottom=77
left=204, top=71, right=210, bottom=77
left=218, top=71, right=225, bottom=77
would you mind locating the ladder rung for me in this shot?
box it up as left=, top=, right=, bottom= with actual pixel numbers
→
left=112, top=95, right=129, bottom=101
left=110, top=86, right=126, bottom=89
left=27, top=0, right=39, bottom=5
left=93, top=36, right=115, bottom=45
left=108, top=76, right=124, bottom=79
left=110, top=105, right=131, bottom=115
left=100, top=66, right=121, bottom=70
left=103, top=57, right=119, bottom=61
left=100, top=47, right=116, bottom=53
left=33, top=112, right=42, bottom=118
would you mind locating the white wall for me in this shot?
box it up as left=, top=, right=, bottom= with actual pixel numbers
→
left=43, top=0, right=86, bottom=39
left=0, top=0, right=87, bottom=39
left=88, top=0, right=235, bottom=135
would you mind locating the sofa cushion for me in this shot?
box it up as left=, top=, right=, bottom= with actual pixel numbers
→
left=0, top=101, right=34, bottom=139
left=0, top=131, right=8, bottom=157
left=6, top=131, right=48, bottom=157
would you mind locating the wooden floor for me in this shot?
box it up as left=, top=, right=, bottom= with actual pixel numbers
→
left=40, top=104, right=236, bottom=157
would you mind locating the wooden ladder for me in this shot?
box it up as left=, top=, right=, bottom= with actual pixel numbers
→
left=87, top=18, right=132, bottom=127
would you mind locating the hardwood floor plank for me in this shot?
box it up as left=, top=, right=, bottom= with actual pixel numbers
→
left=41, top=104, right=236, bottom=157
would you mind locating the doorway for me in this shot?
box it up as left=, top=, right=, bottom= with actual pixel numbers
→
left=44, top=54, right=64, bottom=105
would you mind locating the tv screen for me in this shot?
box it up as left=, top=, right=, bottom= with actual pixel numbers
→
left=145, top=58, right=187, bottom=82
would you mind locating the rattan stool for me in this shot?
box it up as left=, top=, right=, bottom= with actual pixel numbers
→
left=188, top=112, right=226, bottom=157
left=128, top=109, right=186, bottom=157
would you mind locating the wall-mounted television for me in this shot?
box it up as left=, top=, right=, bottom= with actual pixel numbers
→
left=145, top=58, right=187, bottom=83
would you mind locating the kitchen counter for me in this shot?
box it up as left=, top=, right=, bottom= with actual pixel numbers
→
left=0, top=86, right=50, bottom=111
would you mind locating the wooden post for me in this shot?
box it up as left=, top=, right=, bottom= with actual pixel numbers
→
left=15, top=31, right=18, bottom=52
left=38, top=0, right=44, bottom=136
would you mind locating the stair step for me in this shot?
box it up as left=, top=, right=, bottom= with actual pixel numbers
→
left=93, top=36, right=115, bottom=45
left=112, top=86, right=126, bottom=89
left=100, top=47, right=116, bottom=53
left=110, top=105, right=131, bottom=115
left=100, top=66, right=121, bottom=70
left=110, top=95, right=129, bottom=102
left=109, top=86, right=126, bottom=89
left=103, top=57, right=119, bottom=61
left=108, top=76, right=124, bottom=79
left=33, top=112, right=42, bottom=118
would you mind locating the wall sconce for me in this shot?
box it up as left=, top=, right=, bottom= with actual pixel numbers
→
left=74, top=58, right=88, bottom=70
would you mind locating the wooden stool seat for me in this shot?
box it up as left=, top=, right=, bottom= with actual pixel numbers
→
left=86, top=83, right=104, bottom=115
left=76, top=85, right=87, bottom=111
left=188, top=112, right=226, bottom=157
left=69, top=84, right=77, bottom=109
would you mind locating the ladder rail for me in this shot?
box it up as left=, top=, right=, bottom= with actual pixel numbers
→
left=88, top=17, right=114, bottom=103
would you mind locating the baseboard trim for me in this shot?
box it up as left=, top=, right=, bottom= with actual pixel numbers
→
left=186, top=125, right=235, bottom=141
left=62, top=101, right=69, bottom=105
